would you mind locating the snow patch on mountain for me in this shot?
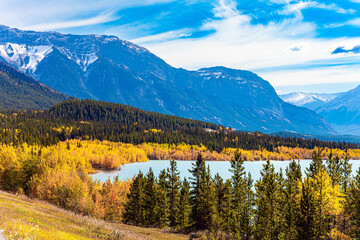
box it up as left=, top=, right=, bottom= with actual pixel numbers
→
left=0, top=43, right=52, bottom=73
left=280, top=92, right=340, bottom=107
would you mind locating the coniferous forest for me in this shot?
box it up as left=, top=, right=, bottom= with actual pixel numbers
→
left=124, top=149, right=360, bottom=239
left=0, top=99, right=357, bottom=151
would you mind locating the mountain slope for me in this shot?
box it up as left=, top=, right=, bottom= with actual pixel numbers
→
left=317, top=84, right=360, bottom=135
left=0, top=61, right=69, bottom=109
left=0, top=25, right=334, bottom=135
left=0, top=190, right=187, bottom=240
left=280, top=92, right=341, bottom=110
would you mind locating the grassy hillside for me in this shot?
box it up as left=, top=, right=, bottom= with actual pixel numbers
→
left=0, top=190, right=188, bottom=240
left=0, top=61, right=70, bottom=110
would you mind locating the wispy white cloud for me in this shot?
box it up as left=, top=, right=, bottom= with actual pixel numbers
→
left=142, top=0, right=360, bottom=89
left=23, top=11, right=118, bottom=31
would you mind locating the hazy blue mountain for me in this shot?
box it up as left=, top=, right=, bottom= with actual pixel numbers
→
left=0, top=61, right=69, bottom=110
left=0, top=25, right=334, bottom=135
left=317, top=85, right=360, bottom=135
left=280, top=92, right=342, bottom=110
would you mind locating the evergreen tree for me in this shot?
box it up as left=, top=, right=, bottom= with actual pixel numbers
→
left=297, top=177, right=316, bottom=240
left=123, top=171, right=146, bottom=225
left=283, top=160, right=302, bottom=239
left=346, top=168, right=360, bottom=238
left=178, top=178, right=191, bottom=229
left=144, top=168, right=157, bottom=226
left=254, top=158, right=284, bottom=239
left=326, top=151, right=342, bottom=187
left=212, top=173, right=232, bottom=233
left=341, top=145, right=352, bottom=193
left=307, top=148, right=324, bottom=178
left=155, top=169, right=169, bottom=227
left=189, top=153, right=214, bottom=230
left=229, top=150, right=253, bottom=239
left=167, top=160, right=181, bottom=228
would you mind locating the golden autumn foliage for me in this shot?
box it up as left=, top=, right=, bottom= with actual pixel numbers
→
left=0, top=141, right=143, bottom=221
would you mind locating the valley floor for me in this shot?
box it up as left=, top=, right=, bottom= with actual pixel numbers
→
left=0, top=190, right=188, bottom=240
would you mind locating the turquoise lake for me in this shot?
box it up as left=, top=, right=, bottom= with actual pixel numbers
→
left=92, top=159, right=360, bottom=182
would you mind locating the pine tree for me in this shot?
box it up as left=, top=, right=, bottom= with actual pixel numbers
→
left=178, top=178, right=191, bottom=229
left=144, top=168, right=157, bottom=226
left=254, top=158, right=284, bottom=239
left=167, top=160, right=181, bottom=228
left=229, top=150, right=253, bottom=239
left=326, top=151, right=342, bottom=187
left=189, top=153, right=214, bottom=230
left=346, top=168, right=360, bottom=238
left=155, top=169, right=169, bottom=227
left=341, top=145, right=352, bottom=193
left=123, top=171, right=146, bottom=225
left=212, top=173, right=232, bottom=233
left=297, top=176, right=316, bottom=240
left=307, top=148, right=324, bottom=178
left=283, top=160, right=302, bottom=239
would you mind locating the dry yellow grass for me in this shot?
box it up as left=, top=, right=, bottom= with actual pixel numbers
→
left=0, top=190, right=188, bottom=240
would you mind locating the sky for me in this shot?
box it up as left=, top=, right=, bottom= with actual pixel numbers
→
left=1, top=0, right=360, bottom=94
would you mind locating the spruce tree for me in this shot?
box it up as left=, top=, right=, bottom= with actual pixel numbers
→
left=155, top=169, right=169, bottom=227
left=123, top=171, right=146, bottom=225
left=307, top=148, right=324, bottom=178
left=254, top=158, right=284, bottom=239
left=297, top=176, right=316, bottom=239
left=346, top=168, right=360, bottom=238
left=341, top=145, right=352, bottom=193
left=144, top=168, right=157, bottom=226
left=189, top=153, right=214, bottom=230
left=284, top=160, right=302, bottom=239
left=326, top=151, right=342, bottom=187
left=167, top=160, right=181, bottom=228
left=229, top=150, right=253, bottom=239
left=213, top=173, right=232, bottom=233
left=179, top=178, right=191, bottom=229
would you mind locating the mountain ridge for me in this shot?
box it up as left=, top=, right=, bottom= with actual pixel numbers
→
left=0, top=25, right=334, bottom=135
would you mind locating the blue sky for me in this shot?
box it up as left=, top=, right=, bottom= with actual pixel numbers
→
left=2, top=0, right=360, bottom=93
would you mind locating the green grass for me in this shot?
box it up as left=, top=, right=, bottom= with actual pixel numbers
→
left=0, top=190, right=188, bottom=240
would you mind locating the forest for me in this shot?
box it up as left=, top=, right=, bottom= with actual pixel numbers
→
left=124, top=149, right=359, bottom=239
left=1, top=99, right=360, bottom=239
left=0, top=99, right=357, bottom=152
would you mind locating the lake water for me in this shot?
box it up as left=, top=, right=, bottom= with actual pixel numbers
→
left=92, top=160, right=360, bottom=183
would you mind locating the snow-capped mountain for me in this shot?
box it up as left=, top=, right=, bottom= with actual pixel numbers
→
left=280, top=92, right=342, bottom=110
left=0, top=25, right=335, bottom=135
left=316, top=85, right=360, bottom=135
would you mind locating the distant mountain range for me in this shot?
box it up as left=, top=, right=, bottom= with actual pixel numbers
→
left=316, top=84, right=360, bottom=135
left=0, top=61, right=69, bottom=109
left=0, top=25, right=334, bottom=135
left=280, top=92, right=342, bottom=110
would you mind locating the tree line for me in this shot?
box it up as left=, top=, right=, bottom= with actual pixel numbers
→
left=124, top=148, right=360, bottom=239
left=0, top=99, right=357, bottom=152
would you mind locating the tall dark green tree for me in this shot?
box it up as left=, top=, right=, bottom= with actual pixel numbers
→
left=212, top=173, right=232, bottom=233
left=189, top=153, right=214, bottom=230
left=283, top=160, right=302, bottom=239
left=307, top=148, right=324, bottom=178
left=178, top=178, right=191, bottom=229
left=297, top=176, right=316, bottom=240
left=123, top=171, right=146, bottom=225
left=229, top=150, right=253, bottom=239
left=144, top=168, right=157, bottom=226
left=346, top=168, right=360, bottom=238
left=167, top=160, right=181, bottom=228
left=326, top=150, right=342, bottom=187
left=254, top=158, right=284, bottom=239
left=155, top=169, right=169, bottom=227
